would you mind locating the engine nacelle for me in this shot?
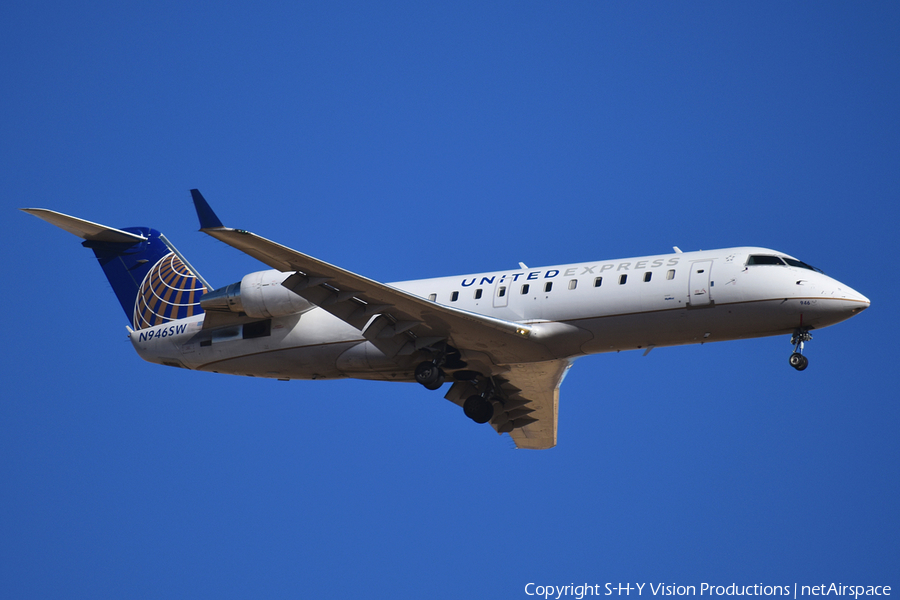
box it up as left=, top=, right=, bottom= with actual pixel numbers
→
left=200, top=269, right=314, bottom=319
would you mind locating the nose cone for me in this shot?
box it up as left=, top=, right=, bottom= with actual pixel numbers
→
left=842, top=285, right=870, bottom=314
left=805, top=275, right=870, bottom=328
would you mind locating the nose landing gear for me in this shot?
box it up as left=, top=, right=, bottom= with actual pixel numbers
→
left=789, top=328, right=812, bottom=371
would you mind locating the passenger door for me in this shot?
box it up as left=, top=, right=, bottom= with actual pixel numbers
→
left=688, top=260, right=713, bottom=307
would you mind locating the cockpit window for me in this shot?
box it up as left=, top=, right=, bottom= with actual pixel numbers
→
left=747, top=255, right=785, bottom=266
left=746, top=254, right=824, bottom=273
left=782, top=257, right=824, bottom=273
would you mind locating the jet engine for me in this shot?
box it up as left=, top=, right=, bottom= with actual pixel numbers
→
left=200, top=269, right=314, bottom=318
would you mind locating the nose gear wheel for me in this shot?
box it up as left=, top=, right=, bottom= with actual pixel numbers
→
left=789, top=352, right=809, bottom=371
left=789, top=328, right=812, bottom=371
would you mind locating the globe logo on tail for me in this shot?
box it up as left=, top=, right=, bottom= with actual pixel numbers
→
left=133, top=252, right=206, bottom=330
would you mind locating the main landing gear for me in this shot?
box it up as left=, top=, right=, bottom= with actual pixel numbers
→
left=789, top=328, right=812, bottom=371
left=463, top=394, right=494, bottom=424
left=414, top=360, right=444, bottom=390
left=414, top=347, right=496, bottom=425
left=415, top=358, right=496, bottom=424
left=414, top=346, right=467, bottom=391
left=460, top=371, right=497, bottom=424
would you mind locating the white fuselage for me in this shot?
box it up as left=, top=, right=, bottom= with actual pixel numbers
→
left=129, top=247, right=869, bottom=381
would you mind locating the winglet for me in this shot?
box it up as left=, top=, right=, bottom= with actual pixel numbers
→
left=190, top=189, right=224, bottom=229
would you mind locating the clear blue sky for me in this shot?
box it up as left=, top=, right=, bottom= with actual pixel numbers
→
left=2, top=2, right=897, bottom=598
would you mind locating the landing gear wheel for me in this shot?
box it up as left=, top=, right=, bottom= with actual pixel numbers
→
left=789, top=353, right=809, bottom=371
left=422, top=374, right=444, bottom=390
left=415, top=361, right=443, bottom=388
left=789, top=328, right=813, bottom=372
left=463, top=395, right=494, bottom=424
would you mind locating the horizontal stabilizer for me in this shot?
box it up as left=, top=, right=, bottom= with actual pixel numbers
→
left=20, top=208, right=147, bottom=243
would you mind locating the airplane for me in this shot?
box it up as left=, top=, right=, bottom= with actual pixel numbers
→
left=22, top=190, right=870, bottom=449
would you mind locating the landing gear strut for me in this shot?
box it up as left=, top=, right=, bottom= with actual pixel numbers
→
left=789, top=328, right=812, bottom=371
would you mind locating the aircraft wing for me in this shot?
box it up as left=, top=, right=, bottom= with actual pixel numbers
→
left=501, top=359, right=572, bottom=449
left=190, top=190, right=584, bottom=448
left=189, top=190, right=574, bottom=366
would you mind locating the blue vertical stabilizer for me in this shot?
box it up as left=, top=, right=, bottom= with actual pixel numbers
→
left=84, top=228, right=207, bottom=329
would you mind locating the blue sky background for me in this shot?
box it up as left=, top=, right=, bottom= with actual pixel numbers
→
left=2, top=2, right=898, bottom=598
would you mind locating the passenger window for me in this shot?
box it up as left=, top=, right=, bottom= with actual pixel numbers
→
left=451, top=291, right=459, bottom=302
left=568, top=279, right=577, bottom=290
left=643, top=272, right=652, bottom=282
left=594, top=277, right=602, bottom=287
left=428, top=293, right=436, bottom=301
left=666, top=270, right=675, bottom=280
left=619, top=274, right=627, bottom=285
left=521, top=284, right=530, bottom=294
left=498, top=286, right=506, bottom=297
left=544, top=282, right=553, bottom=292
left=474, top=289, right=483, bottom=299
